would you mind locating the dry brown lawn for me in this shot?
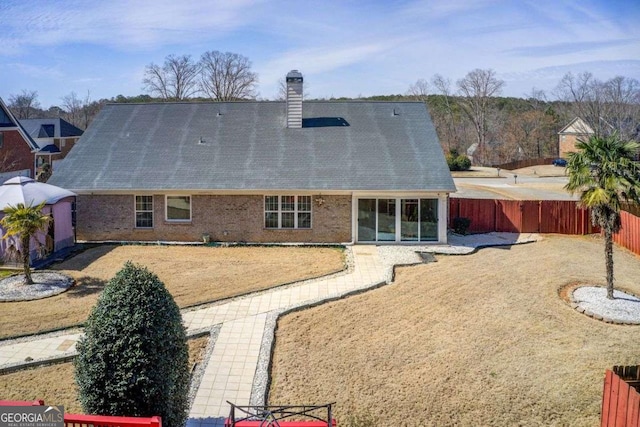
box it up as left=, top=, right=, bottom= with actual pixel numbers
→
left=0, top=245, right=344, bottom=339
left=269, top=235, right=640, bottom=426
left=0, top=336, right=209, bottom=413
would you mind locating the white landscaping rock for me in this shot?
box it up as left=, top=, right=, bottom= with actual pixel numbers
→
left=572, top=287, right=640, bottom=324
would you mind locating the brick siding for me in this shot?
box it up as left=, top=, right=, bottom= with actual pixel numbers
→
left=0, top=130, right=34, bottom=176
left=55, top=137, right=79, bottom=158
left=558, top=133, right=589, bottom=158
left=76, top=194, right=352, bottom=243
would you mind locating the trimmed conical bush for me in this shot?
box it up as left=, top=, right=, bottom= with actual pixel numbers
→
left=75, top=261, right=190, bottom=427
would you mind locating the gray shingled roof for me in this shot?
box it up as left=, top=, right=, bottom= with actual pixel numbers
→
left=19, top=118, right=84, bottom=139
left=48, top=101, right=455, bottom=193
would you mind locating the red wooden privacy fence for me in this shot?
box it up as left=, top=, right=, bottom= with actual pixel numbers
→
left=614, top=210, right=640, bottom=256
left=449, top=198, right=640, bottom=256
left=601, top=368, right=640, bottom=427
left=448, top=199, right=597, bottom=235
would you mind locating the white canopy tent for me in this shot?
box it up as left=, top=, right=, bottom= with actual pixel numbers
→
left=0, top=177, right=76, bottom=263
left=0, top=176, right=75, bottom=209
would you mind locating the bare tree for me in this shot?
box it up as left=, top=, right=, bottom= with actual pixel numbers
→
left=503, top=110, right=557, bottom=159
left=456, top=69, right=505, bottom=165
left=554, top=72, right=640, bottom=140
left=430, top=74, right=463, bottom=152
left=199, top=51, right=258, bottom=101
left=61, top=92, right=83, bottom=128
left=80, top=91, right=103, bottom=129
left=526, top=87, right=548, bottom=110
left=276, top=78, right=287, bottom=101
left=274, top=77, right=310, bottom=101
left=143, top=54, right=200, bottom=100
left=601, top=76, right=640, bottom=140
left=0, top=148, right=18, bottom=173
left=8, top=90, right=41, bottom=119
left=60, top=91, right=103, bottom=129
left=406, top=79, right=430, bottom=101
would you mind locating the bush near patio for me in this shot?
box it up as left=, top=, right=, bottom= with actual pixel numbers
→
left=0, top=337, right=208, bottom=414
left=75, top=262, right=190, bottom=427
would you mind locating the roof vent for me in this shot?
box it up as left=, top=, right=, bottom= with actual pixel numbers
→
left=198, top=137, right=205, bottom=145
left=393, top=108, right=400, bottom=116
left=286, top=70, right=303, bottom=129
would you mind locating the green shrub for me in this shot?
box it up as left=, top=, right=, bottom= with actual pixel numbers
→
left=452, top=217, right=472, bottom=235
left=446, top=150, right=471, bottom=171
left=75, top=262, right=190, bottom=427
left=455, top=154, right=471, bottom=171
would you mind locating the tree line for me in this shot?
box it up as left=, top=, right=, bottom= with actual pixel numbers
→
left=6, top=51, right=639, bottom=166
left=400, top=69, right=639, bottom=165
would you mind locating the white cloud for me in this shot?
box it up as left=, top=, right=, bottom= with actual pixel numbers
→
left=0, top=0, right=261, bottom=52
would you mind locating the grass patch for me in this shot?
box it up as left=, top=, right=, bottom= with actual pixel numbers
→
left=0, top=336, right=209, bottom=412
left=0, top=245, right=344, bottom=339
left=269, top=235, right=640, bottom=426
left=0, top=270, right=15, bottom=278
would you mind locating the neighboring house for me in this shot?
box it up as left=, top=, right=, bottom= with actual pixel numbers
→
left=558, top=117, right=594, bottom=158
left=20, top=118, right=83, bottom=171
left=0, top=98, right=40, bottom=182
left=49, top=70, right=456, bottom=245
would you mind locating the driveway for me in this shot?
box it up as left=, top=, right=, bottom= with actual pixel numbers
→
left=452, top=166, right=578, bottom=200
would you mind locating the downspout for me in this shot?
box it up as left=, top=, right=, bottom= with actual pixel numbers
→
left=73, top=195, right=77, bottom=244
left=33, top=151, right=38, bottom=178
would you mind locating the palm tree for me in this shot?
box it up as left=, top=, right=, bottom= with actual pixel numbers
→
left=565, top=134, right=640, bottom=299
left=1, top=202, right=50, bottom=285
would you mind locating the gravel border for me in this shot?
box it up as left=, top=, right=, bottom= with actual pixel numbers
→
left=250, top=235, right=545, bottom=405
left=250, top=248, right=392, bottom=407
left=250, top=310, right=280, bottom=407
left=188, top=325, right=221, bottom=409
left=570, top=286, right=640, bottom=325
left=0, top=271, right=74, bottom=301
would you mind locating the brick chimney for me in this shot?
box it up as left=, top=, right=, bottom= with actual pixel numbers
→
left=286, top=70, right=303, bottom=129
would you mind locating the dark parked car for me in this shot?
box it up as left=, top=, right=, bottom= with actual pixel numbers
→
left=552, top=158, right=567, bottom=167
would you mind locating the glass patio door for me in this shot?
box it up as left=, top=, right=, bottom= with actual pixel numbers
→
left=401, top=199, right=419, bottom=241
left=357, top=199, right=376, bottom=242
left=377, top=199, right=396, bottom=241
left=356, top=197, right=439, bottom=242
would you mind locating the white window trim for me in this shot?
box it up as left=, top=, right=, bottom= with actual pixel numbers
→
left=134, top=195, right=154, bottom=229
left=264, top=195, right=312, bottom=229
left=165, top=195, right=192, bottom=222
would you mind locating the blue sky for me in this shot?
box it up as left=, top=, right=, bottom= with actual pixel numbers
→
left=1, top=0, right=638, bottom=108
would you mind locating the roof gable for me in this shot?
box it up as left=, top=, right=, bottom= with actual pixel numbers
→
left=0, top=98, right=40, bottom=150
left=19, top=118, right=84, bottom=139
left=49, top=101, right=455, bottom=193
left=558, top=117, right=594, bottom=135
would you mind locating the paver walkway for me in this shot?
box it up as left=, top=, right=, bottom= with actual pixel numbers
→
left=0, top=234, right=541, bottom=426
left=0, top=245, right=387, bottom=426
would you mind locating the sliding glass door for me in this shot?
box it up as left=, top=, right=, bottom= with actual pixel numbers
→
left=377, top=199, right=396, bottom=241
left=357, top=199, right=376, bottom=242
left=357, top=198, right=439, bottom=243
